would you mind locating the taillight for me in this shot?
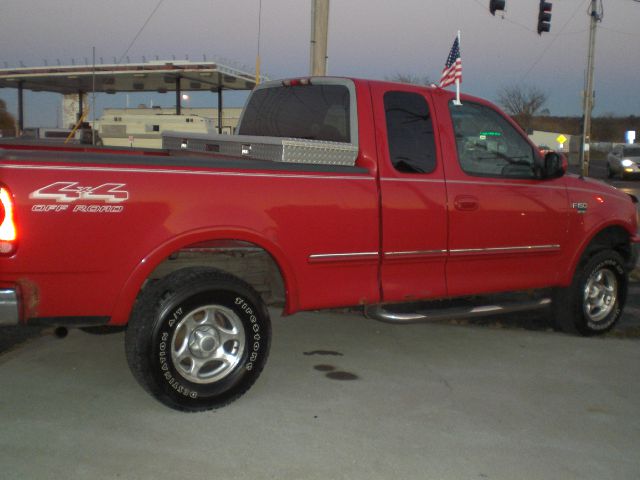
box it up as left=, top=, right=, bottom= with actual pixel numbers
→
left=0, top=186, right=17, bottom=255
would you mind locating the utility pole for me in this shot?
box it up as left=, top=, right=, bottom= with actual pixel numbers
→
left=92, top=46, right=96, bottom=146
left=580, top=0, right=602, bottom=177
left=255, top=0, right=262, bottom=85
left=310, top=0, right=330, bottom=76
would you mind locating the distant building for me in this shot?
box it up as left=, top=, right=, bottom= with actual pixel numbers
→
left=529, top=130, right=571, bottom=152
left=95, top=106, right=243, bottom=149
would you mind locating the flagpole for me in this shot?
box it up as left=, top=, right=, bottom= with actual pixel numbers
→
left=453, top=30, right=462, bottom=106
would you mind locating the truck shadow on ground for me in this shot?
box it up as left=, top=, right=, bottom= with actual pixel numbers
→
left=440, top=308, right=640, bottom=339
left=3, top=286, right=639, bottom=358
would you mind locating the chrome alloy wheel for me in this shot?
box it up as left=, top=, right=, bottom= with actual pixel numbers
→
left=583, top=268, right=618, bottom=323
left=171, top=305, right=246, bottom=384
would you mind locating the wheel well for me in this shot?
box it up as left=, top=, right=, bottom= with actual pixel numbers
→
left=146, top=240, right=286, bottom=308
left=585, top=226, right=632, bottom=265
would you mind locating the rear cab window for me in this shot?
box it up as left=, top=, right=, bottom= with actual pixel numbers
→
left=238, top=81, right=355, bottom=144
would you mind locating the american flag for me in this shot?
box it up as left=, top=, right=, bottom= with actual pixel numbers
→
left=439, top=36, right=462, bottom=88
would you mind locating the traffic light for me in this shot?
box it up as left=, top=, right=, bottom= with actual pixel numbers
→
left=537, top=1, right=552, bottom=34
left=489, top=0, right=506, bottom=15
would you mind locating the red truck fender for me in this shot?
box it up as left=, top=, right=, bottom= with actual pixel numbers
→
left=559, top=179, right=638, bottom=286
left=561, top=222, right=637, bottom=287
left=109, top=227, right=297, bottom=326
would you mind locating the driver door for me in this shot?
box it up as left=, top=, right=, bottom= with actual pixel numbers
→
left=444, top=100, right=569, bottom=296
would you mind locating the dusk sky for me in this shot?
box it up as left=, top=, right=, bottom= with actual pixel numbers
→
left=1, top=0, right=639, bottom=127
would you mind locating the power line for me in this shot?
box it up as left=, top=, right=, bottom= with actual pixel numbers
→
left=501, top=16, right=536, bottom=33
left=473, top=0, right=589, bottom=36
left=599, top=25, right=638, bottom=37
left=471, top=0, right=490, bottom=14
left=118, top=0, right=166, bottom=64
left=518, top=0, right=589, bottom=84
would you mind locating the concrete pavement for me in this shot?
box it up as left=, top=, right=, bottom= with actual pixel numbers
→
left=1, top=310, right=639, bottom=480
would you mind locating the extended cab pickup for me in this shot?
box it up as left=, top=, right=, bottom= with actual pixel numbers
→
left=1, top=77, right=638, bottom=411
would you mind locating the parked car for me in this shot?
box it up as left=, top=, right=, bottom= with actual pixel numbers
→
left=607, top=144, right=640, bottom=179
left=538, top=144, right=552, bottom=155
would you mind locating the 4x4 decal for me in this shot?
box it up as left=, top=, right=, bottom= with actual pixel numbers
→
left=30, top=182, right=129, bottom=203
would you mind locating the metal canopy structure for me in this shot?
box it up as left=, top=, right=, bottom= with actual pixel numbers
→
left=0, top=60, right=265, bottom=134
left=0, top=61, right=260, bottom=93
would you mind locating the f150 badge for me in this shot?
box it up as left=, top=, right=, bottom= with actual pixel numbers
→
left=30, top=182, right=129, bottom=213
left=572, top=202, right=588, bottom=214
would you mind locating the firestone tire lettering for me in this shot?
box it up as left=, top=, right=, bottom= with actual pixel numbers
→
left=125, top=267, right=271, bottom=412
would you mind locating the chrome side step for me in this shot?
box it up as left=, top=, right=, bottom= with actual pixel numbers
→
left=364, top=297, right=552, bottom=324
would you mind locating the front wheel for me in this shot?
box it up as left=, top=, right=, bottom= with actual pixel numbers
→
left=125, top=268, right=271, bottom=411
left=552, top=250, right=627, bottom=336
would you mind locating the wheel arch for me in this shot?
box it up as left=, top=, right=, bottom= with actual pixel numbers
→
left=562, top=224, right=634, bottom=285
left=110, top=228, right=298, bottom=325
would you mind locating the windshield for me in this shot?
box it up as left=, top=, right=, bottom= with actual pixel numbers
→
left=623, top=146, right=640, bottom=157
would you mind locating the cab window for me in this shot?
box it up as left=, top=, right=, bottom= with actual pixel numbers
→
left=384, top=91, right=437, bottom=174
left=239, top=84, right=350, bottom=143
left=449, top=101, right=536, bottom=178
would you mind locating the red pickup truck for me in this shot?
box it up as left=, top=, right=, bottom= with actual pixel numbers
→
left=1, top=77, right=638, bottom=411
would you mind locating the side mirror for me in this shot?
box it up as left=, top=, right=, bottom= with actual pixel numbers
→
left=541, top=151, right=566, bottom=179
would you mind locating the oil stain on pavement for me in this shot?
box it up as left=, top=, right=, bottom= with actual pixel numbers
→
left=312, top=364, right=359, bottom=381
left=303, top=350, right=344, bottom=356
left=304, top=350, right=359, bottom=380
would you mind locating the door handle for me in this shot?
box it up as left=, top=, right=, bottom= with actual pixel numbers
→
left=454, top=195, right=479, bottom=211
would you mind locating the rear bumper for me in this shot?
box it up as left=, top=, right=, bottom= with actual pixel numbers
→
left=0, top=289, right=19, bottom=326
left=0, top=282, right=112, bottom=327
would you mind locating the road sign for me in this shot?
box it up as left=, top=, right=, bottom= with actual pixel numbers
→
left=556, top=134, right=567, bottom=144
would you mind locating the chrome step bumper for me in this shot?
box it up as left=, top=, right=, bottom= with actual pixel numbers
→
left=365, top=297, right=551, bottom=324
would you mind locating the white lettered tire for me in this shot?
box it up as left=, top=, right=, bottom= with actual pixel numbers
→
left=125, top=268, right=271, bottom=411
left=552, top=250, right=627, bottom=336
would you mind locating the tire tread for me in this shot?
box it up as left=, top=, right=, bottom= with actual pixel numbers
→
left=125, top=267, right=271, bottom=411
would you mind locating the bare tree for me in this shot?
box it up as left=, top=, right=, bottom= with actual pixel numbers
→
left=386, top=73, right=433, bottom=86
left=497, top=85, right=548, bottom=132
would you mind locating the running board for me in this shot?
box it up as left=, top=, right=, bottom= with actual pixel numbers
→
left=364, top=297, right=552, bottom=324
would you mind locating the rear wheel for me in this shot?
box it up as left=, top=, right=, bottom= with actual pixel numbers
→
left=552, top=250, right=627, bottom=335
left=125, top=268, right=271, bottom=411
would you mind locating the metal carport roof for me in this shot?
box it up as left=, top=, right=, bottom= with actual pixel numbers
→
left=0, top=60, right=262, bottom=94
left=0, top=60, right=266, bottom=133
